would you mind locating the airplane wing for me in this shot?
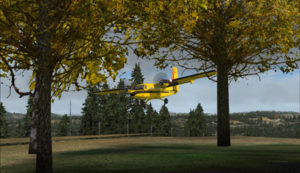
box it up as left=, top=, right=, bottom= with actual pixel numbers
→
left=169, top=70, right=217, bottom=86
left=96, top=89, right=127, bottom=95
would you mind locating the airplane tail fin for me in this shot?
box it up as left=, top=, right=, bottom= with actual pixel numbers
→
left=172, top=67, right=179, bottom=92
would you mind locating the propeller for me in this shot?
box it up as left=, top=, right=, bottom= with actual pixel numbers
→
left=153, top=72, right=170, bottom=84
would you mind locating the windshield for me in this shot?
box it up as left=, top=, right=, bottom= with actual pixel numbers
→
left=135, top=85, right=144, bottom=90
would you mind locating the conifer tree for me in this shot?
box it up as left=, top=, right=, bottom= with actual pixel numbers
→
left=104, top=93, right=120, bottom=134
left=152, top=110, right=159, bottom=135
left=22, top=96, right=33, bottom=137
left=131, top=99, right=146, bottom=133
left=130, top=64, right=146, bottom=133
left=159, top=104, right=171, bottom=136
left=80, top=87, right=100, bottom=135
left=57, top=114, right=70, bottom=136
left=116, top=79, right=129, bottom=134
left=146, top=103, right=155, bottom=136
left=0, top=102, right=8, bottom=137
left=131, top=64, right=144, bottom=86
left=16, top=120, right=23, bottom=138
left=96, top=83, right=110, bottom=134
left=186, top=103, right=206, bottom=136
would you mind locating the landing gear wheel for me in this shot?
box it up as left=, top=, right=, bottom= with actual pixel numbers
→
left=164, top=98, right=168, bottom=104
left=140, top=100, right=146, bottom=108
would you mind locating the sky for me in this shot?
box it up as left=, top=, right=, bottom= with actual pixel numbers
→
left=0, top=55, right=299, bottom=115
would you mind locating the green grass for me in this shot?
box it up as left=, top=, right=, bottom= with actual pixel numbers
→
left=1, top=136, right=300, bottom=173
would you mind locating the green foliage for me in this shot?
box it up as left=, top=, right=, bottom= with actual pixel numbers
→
left=129, top=63, right=147, bottom=133
left=80, top=87, right=100, bottom=135
left=0, top=102, right=8, bottom=137
left=57, top=114, right=70, bottom=136
left=158, top=104, right=171, bottom=136
left=0, top=1, right=130, bottom=97
left=131, top=99, right=146, bottom=133
left=185, top=103, right=206, bottom=136
left=21, top=96, right=33, bottom=137
left=145, top=103, right=154, bottom=134
left=130, top=0, right=299, bottom=75
left=16, top=120, right=23, bottom=138
left=131, top=64, right=144, bottom=86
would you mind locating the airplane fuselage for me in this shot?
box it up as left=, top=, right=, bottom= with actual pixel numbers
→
left=128, top=83, right=177, bottom=101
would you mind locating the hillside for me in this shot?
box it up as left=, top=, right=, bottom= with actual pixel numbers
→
left=4, top=111, right=300, bottom=138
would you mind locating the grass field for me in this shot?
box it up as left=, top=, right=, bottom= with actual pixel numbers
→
left=1, top=136, right=300, bottom=173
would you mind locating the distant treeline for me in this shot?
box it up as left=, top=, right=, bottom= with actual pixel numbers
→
left=2, top=106, right=300, bottom=138
left=1, top=64, right=299, bottom=139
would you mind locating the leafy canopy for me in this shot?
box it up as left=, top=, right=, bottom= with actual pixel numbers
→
left=128, top=0, right=299, bottom=78
left=0, top=0, right=131, bottom=98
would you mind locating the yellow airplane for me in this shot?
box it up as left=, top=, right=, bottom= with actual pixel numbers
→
left=97, top=67, right=217, bottom=104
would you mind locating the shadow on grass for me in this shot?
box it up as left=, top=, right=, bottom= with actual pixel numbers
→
left=59, top=145, right=198, bottom=157
left=3, top=144, right=300, bottom=173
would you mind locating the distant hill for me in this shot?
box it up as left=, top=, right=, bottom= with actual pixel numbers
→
left=5, top=112, right=82, bottom=138
left=170, top=111, right=300, bottom=138
left=4, top=111, right=300, bottom=138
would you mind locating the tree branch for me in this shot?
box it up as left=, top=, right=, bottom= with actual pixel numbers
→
left=0, top=55, right=34, bottom=98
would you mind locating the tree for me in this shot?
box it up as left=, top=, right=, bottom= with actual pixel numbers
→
left=129, top=0, right=299, bottom=146
left=0, top=102, right=8, bottom=138
left=185, top=103, right=206, bottom=136
left=131, top=63, right=144, bottom=86
left=22, top=96, right=34, bottom=137
left=57, top=114, right=70, bottom=136
left=0, top=1, right=130, bottom=172
left=16, top=120, right=23, bottom=138
left=158, top=104, right=171, bottom=136
left=97, top=83, right=109, bottom=135
left=80, top=87, right=100, bottom=135
left=152, top=110, right=159, bottom=135
left=131, top=99, right=146, bottom=133
left=130, top=64, right=146, bottom=133
left=115, top=79, right=129, bottom=134
left=146, top=103, right=155, bottom=136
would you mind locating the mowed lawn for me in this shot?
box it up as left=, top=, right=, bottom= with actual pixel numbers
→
left=1, top=136, right=300, bottom=173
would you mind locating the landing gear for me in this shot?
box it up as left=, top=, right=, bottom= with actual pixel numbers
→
left=141, top=100, right=145, bottom=108
left=164, top=98, right=168, bottom=104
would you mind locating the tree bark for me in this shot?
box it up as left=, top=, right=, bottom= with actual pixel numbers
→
left=217, top=64, right=231, bottom=146
left=35, top=0, right=53, bottom=172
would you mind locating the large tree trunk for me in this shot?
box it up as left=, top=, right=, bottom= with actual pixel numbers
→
left=217, top=64, right=230, bottom=146
left=36, top=0, right=53, bottom=172
left=35, top=67, right=52, bottom=173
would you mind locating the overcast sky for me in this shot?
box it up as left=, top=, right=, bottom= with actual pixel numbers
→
left=1, top=55, right=299, bottom=115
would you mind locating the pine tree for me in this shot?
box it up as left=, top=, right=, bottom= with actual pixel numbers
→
left=57, top=114, right=70, bottom=136
left=116, top=79, right=129, bottom=134
left=16, top=120, right=23, bottom=138
left=131, top=99, right=146, bottom=133
left=80, top=87, right=100, bottom=135
left=22, top=96, right=33, bottom=137
left=97, top=83, right=109, bottom=135
left=130, top=64, right=146, bottom=133
left=131, top=64, right=144, bottom=86
left=0, top=102, right=8, bottom=138
left=185, top=103, right=206, bottom=136
left=146, top=103, right=155, bottom=136
left=159, top=105, right=171, bottom=136
left=152, top=110, right=159, bottom=135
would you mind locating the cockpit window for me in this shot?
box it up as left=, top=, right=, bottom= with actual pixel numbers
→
left=135, top=85, right=144, bottom=90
